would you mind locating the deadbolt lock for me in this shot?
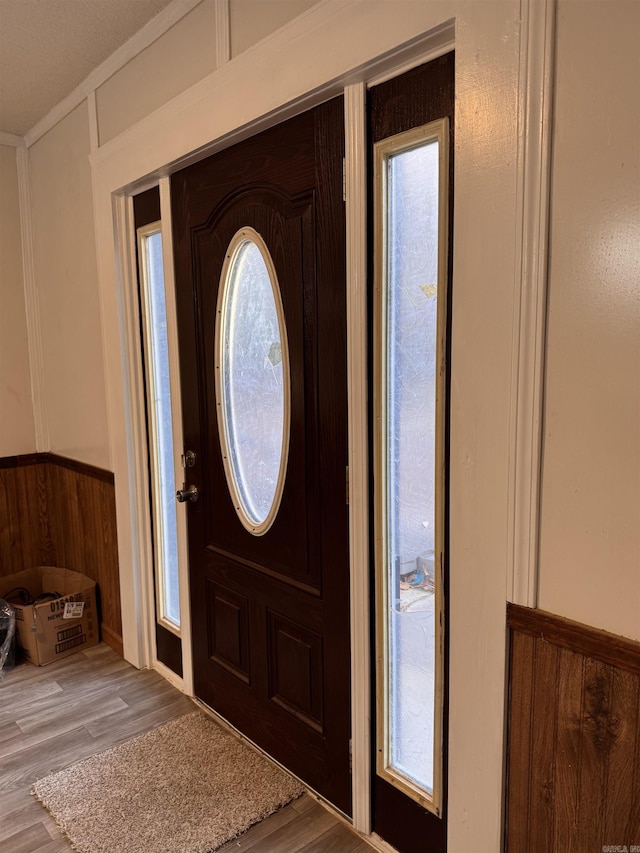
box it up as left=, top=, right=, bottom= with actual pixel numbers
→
left=182, top=450, right=197, bottom=468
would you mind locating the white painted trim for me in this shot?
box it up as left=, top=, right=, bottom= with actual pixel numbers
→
left=365, top=30, right=455, bottom=89
left=368, top=834, right=401, bottom=853
left=107, top=193, right=156, bottom=669
left=23, top=0, right=205, bottom=148
left=344, top=81, right=370, bottom=836
left=159, top=176, right=194, bottom=697
left=215, top=0, right=230, bottom=67
left=87, top=91, right=99, bottom=152
left=507, top=0, right=556, bottom=607
left=90, top=3, right=545, bottom=846
left=0, top=131, right=25, bottom=147
left=89, top=5, right=456, bottom=176
left=16, top=147, right=49, bottom=452
left=153, top=657, right=186, bottom=692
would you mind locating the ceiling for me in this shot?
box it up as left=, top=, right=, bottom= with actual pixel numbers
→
left=0, top=0, right=176, bottom=136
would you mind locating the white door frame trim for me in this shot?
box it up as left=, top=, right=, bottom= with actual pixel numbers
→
left=508, top=0, right=557, bottom=608
left=90, top=1, right=553, bottom=845
left=343, top=80, right=370, bottom=832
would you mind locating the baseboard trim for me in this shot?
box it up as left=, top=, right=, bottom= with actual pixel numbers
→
left=101, top=623, right=124, bottom=658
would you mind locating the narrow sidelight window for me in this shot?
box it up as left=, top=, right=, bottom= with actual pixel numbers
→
left=138, top=223, right=181, bottom=631
left=374, top=118, right=449, bottom=814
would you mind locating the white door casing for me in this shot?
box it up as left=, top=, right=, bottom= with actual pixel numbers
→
left=90, top=1, right=555, bottom=848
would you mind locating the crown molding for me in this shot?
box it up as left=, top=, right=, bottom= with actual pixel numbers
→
left=24, top=0, right=205, bottom=149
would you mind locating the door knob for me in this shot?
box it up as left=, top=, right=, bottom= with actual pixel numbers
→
left=176, top=484, right=199, bottom=503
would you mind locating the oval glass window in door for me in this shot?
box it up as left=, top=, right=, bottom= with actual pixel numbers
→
left=215, top=227, right=290, bottom=535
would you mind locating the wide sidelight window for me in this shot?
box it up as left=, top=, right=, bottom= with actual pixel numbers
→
left=374, top=117, right=449, bottom=815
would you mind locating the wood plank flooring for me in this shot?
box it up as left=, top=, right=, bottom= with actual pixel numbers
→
left=0, top=644, right=373, bottom=852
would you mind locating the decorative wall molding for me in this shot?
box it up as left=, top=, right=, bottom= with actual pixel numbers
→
left=0, top=452, right=41, bottom=469
left=215, top=0, right=230, bottom=67
left=0, top=451, right=114, bottom=484
left=508, top=603, right=640, bottom=676
left=87, top=91, right=99, bottom=153
left=24, top=0, right=205, bottom=148
left=16, top=147, right=50, bottom=453
left=0, top=131, right=25, bottom=147
left=89, top=5, right=455, bottom=176
left=507, top=0, right=557, bottom=607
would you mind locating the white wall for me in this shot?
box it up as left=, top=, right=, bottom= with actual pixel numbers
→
left=0, top=144, right=36, bottom=456
left=96, top=0, right=218, bottom=144
left=538, top=0, right=640, bottom=641
left=229, top=0, right=317, bottom=57
left=29, top=103, right=110, bottom=468
left=24, top=0, right=313, bottom=471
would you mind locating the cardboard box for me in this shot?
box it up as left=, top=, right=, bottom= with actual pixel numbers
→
left=0, top=567, right=98, bottom=666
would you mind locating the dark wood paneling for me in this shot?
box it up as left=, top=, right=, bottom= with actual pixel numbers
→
left=47, top=462, right=122, bottom=646
left=0, top=459, right=54, bottom=572
left=133, top=186, right=161, bottom=228
left=506, top=604, right=640, bottom=851
left=508, top=602, right=640, bottom=676
left=0, top=454, right=122, bottom=656
left=44, top=453, right=114, bottom=484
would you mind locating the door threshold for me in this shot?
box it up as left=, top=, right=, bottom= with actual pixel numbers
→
left=367, top=834, right=402, bottom=853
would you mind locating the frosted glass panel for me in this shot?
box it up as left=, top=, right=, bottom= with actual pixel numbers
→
left=385, top=139, right=440, bottom=793
left=144, top=231, right=180, bottom=628
left=219, top=234, right=288, bottom=533
left=375, top=117, right=448, bottom=815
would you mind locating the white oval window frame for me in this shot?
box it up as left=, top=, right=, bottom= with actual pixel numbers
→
left=214, top=226, right=291, bottom=536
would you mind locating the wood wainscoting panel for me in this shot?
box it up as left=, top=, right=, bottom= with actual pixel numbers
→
left=0, top=454, right=122, bottom=656
left=0, top=455, right=54, bottom=571
left=47, top=459, right=122, bottom=649
left=506, top=604, right=640, bottom=852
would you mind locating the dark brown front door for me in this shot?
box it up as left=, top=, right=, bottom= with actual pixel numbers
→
left=171, top=97, right=351, bottom=815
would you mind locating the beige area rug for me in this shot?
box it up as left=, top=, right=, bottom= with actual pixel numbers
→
left=32, top=711, right=304, bottom=853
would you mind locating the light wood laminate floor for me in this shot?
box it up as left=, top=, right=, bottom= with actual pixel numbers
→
left=0, top=644, right=373, bottom=852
